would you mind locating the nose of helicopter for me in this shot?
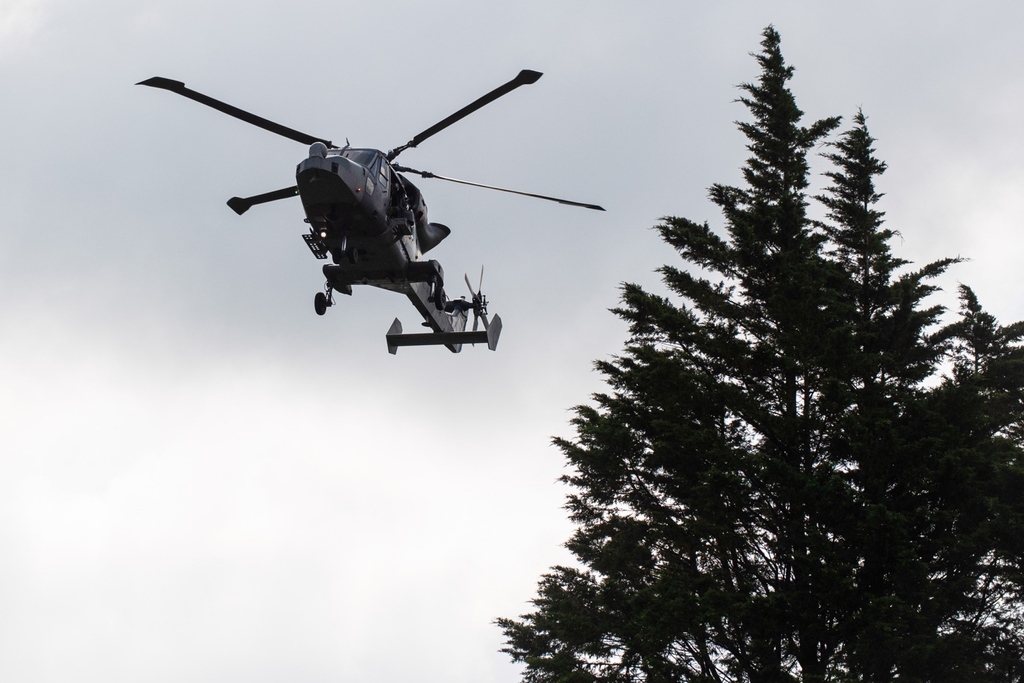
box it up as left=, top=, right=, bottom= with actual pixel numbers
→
left=296, top=152, right=364, bottom=208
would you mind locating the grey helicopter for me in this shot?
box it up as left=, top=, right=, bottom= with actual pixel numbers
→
left=137, top=70, right=603, bottom=353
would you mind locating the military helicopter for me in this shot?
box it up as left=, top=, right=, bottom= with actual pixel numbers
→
left=137, top=70, right=603, bottom=353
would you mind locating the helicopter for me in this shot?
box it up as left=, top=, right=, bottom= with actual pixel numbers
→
left=137, top=70, right=604, bottom=353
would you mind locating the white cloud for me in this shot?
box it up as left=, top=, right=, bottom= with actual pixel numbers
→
left=0, top=0, right=78, bottom=64
left=0, top=296, right=572, bottom=682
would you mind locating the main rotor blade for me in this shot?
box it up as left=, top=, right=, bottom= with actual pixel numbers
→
left=386, top=69, right=542, bottom=160
left=137, top=77, right=334, bottom=147
left=393, top=166, right=605, bottom=211
left=227, top=186, right=299, bottom=215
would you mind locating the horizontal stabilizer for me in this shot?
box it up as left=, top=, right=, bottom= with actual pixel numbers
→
left=386, top=315, right=502, bottom=354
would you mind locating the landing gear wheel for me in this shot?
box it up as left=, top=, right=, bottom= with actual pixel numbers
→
left=428, top=279, right=446, bottom=311
left=314, top=291, right=328, bottom=316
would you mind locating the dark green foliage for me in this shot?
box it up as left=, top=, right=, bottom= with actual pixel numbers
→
left=499, top=27, right=1024, bottom=683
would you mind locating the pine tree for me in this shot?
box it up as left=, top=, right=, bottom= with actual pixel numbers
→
left=815, top=109, right=956, bottom=681
left=499, top=27, right=1024, bottom=683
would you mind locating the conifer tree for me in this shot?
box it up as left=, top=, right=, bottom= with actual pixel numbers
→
left=499, top=27, right=1024, bottom=683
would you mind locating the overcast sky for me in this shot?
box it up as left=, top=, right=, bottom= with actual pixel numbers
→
left=3, top=2, right=1024, bottom=682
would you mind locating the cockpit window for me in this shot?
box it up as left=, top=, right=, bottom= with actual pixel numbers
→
left=341, top=148, right=383, bottom=172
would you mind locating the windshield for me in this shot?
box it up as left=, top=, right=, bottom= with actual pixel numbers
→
left=341, top=148, right=383, bottom=171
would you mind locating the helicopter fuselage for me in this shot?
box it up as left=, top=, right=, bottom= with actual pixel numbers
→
left=297, top=145, right=447, bottom=281
left=295, top=144, right=463, bottom=341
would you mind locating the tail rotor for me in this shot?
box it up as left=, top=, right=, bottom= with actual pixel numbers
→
left=464, top=266, right=489, bottom=331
